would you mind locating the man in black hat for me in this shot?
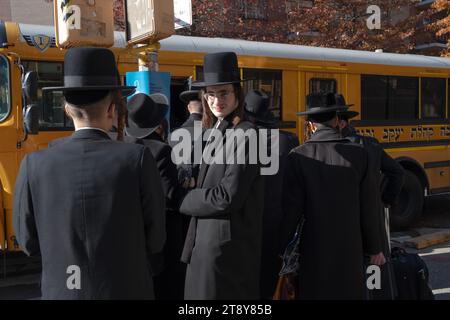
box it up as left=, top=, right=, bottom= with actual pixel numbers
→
left=178, top=52, right=264, bottom=299
left=338, top=109, right=404, bottom=300
left=179, top=78, right=203, bottom=129
left=13, top=47, right=166, bottom=299
left=126, top=92, right=186, bottom=300
left=244, top=89, right=299, bottom=299
left=168, top=82, right=203, bottom=189
left=280, top=92, right=385, bottom=300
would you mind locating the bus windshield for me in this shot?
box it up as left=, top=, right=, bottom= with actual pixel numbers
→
left=0, top=54, right=10, bottom=122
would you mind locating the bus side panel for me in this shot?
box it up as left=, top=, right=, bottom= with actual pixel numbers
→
left=388, top=147, right=450, bottom=193
left=344, top=74, right=361, bottom=116
left=0, top=152, right=20, bottom=251
left=0, top=182, right=4, bottom=251
left=160, top=64, right=196, bottom=78
left=282, top=70, right=300, bottom=137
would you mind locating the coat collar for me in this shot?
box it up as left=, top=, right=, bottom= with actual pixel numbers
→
left=71, top=128, right=112, bottom=141
left=189, top=113, right=203, bottom=122
left=306, top=124, right=350, bottom=144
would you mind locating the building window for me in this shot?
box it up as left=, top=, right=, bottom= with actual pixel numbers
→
left=0, top=54, right=10, bottom=122
left=243, top=68, right=282, bottom=121
left=421, top=78, right=445, bottom=119
left=236, top=0, right=268, bottom=20
left=286, top=0, right=314, bottom=12
left=309, top=78, right=337, bottom=94
left=361, top=75, right=419, bottom=121
left=22, top=61, right=73, bottom=130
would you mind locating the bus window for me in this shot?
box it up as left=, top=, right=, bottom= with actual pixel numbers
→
left=0, top=55, right=10, bottom=122
left=388, top=76, right=418, bottom=120
left=421, top=78, right=445, bottom=119
left=243, top=68, right=282, bottom=121
left=309, top=78, right=336, bottom=94
left=362, top=75, right=387, bottom=120
left=362, top=75, right=419, bottom=121
left=22, top=61, right=73, bottom=130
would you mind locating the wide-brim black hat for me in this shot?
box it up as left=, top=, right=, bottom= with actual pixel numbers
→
left=297, top=93, right=351, bottom=116
left=337, top=110, right=359, bottom=120
left=192, top=52, right=247, bottom=87
left=180, top=90, right=200, bottom=103
left=43, top=47, right=135, bottom=97
left=126, top=93, right=169, bottom=139
left=244, top=90, right=276, bottom=125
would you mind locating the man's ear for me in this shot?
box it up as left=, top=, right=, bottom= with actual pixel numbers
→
left=64, top=104, right=72, bottom=119
left=107, top=102, right=116, bottom=119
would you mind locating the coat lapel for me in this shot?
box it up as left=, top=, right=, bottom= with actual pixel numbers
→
left=197, top=118, right=230, bottom=187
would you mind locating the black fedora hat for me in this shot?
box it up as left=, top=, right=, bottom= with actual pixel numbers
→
left=337, top=109, right=359, bottom=120
left=297, top=93, right=350, bottom=116
left=126, top=93, right=169, bottom=139
left=244, top=90, right=276, bottom=125
left=193, top=52, right=246, bottom=87
left=180, top=90, right=200, bottom=103
left=179, top=77, right=200, bottom=103
left=43, top=47, right=135, bottom=97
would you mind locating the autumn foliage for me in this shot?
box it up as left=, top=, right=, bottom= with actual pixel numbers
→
left=103, top=0, right=449, bottom=55
left=428, top=0, right=450, bottom=56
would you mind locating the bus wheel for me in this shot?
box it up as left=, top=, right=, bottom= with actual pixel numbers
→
left=390, top=170, right=424, bottom=230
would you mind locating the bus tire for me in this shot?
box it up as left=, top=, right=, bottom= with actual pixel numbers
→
left=390, top=170, right=424, bottom=230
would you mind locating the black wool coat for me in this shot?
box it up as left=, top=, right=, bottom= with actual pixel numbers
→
left=179, top=117, right=265, bottom=300
left=139, top=133, right=186, bottom=300
left=344, top=126, right=404, bottom=299
left=259, top=129, right=299, bottom=299
left=281, top=125, right=382, bottom=300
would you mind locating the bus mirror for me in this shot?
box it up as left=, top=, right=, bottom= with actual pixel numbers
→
left=22, top=71, right=38, bottom=103
left=23, top=104, right=40, bottom=135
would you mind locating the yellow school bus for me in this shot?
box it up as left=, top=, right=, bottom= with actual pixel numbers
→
left=0, top=21, right=449, bottom=261
left=157, top=36, right=449, bottom=230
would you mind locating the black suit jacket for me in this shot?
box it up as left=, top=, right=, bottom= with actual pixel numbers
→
left=13, top=129, right=166, bottom=299
left=140, top=133, right=186, bottom=300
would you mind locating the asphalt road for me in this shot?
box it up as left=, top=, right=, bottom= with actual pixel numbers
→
left=420, top=241, right=450, bottom=300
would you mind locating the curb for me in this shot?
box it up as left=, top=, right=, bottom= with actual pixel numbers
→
left=403, top=229, right=450, bottom=250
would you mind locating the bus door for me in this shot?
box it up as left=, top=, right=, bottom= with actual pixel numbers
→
left=305, top=73, right=341, bottom=96
left=301, top=73, right=341, bottom=140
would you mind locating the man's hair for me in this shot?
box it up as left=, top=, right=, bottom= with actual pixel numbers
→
left=307, top=111, right=337, bottom=124
left=188, top=100, right=203, bottom=114
left=65, top=91, right=113, bottom=121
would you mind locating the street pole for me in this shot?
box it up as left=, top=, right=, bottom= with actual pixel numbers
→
left=137, top=42, right=161, bottom=72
